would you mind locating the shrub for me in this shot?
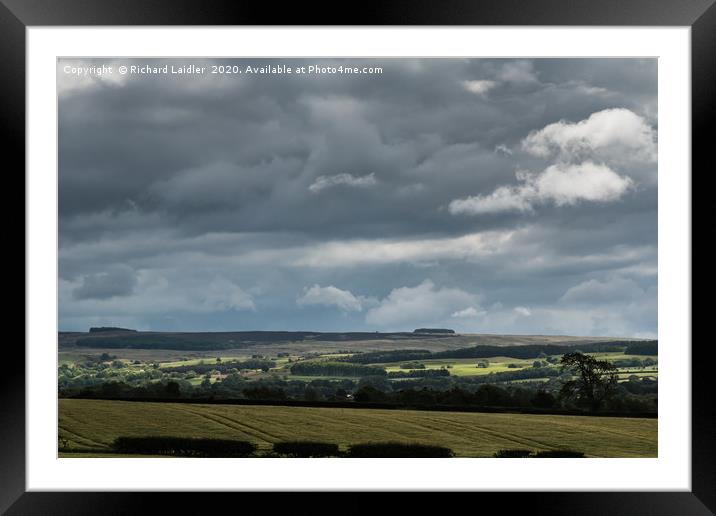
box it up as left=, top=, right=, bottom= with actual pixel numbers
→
left=242, top=386, right=286, bottom=400
left=533, top=449, right=585, bottom=458
left=273, top=441, right=340, bottom=457
left=493, top=448, right=585, bottom=458
left=494, top=449, right=533, bottom=458
left=530, top=390, right=556, bottom=408
left=387, top=369, right=450, bottom=379
left=399, top=362, right=426, bottom=369
left=112, top=436, right=257, bottom=457
left=348, top=442, right=453, bottom=458
left=353, top=385, right=388, bottom=402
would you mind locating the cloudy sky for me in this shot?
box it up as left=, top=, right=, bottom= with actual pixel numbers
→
left=58, top=58, right=657, bottom=337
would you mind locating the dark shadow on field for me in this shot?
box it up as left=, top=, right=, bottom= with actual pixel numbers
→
left=61, top=438, right=459, bottom=458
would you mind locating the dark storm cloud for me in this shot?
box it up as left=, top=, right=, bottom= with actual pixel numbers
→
left=72, top=265, right=138, bottom=300
left=59, top=58, right=652, bottom=238
left=58, top=58, right=657, bottom=336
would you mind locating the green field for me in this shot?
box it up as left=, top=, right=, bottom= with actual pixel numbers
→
left=159, top=356, right=251, bottom=368
left=379, top=352, right=657, bottom=380
left=383, top=356, right=539, bottom=377
left=59, top=399, right=657, bottom=458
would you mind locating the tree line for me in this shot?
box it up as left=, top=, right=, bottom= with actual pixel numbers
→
left=343, top=341, right=655, bottom=364
left=289, top=361, right=387, bottom=377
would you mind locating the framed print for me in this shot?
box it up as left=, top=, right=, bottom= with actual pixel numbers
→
left=6, top=0, right=712, bottom=513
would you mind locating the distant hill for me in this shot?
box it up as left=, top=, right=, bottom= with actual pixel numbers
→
left=66, top=330, right=457, bottom=351
left=413, top=328, right=455, bottom=334
left=58, top=329, right=648, bottom=352
left=89, top=327, right=137, bottom=333
left=624, top=340, right=658, bottom=355
left=344, top=340, right=652, bottom=363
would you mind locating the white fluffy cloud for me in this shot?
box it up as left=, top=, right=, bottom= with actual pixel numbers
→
left=533, top=161, right=633, bottom=206
left=462, top=61, right=537, bottom=96
left=451, top=307, right=485, bottom=318
left=462, top=80, right=497, bottom=96
left=449, top=183, right=535, bottom=215
left=514, top=306, right=532, bottom=316
left=449, top=108, right=651, bottom=217
left=494, top=144, right=513, bottom=156
left=460, top=61, right=537, bottom=99
left=521, top=108, right=657, bottom=162
left=297, top=284, right=363, bottom=312
left=449, top=161, right=633, bottom=215
left=309, top=173, right=377, bottom=193
left=366, top=280, right=479, bottom=328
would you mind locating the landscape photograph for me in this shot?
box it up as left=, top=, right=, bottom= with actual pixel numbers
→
left=58, top=57, right=658, bottom=458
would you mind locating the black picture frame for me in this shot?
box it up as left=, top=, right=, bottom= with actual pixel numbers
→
left=5, top=0, right=711, bottom=513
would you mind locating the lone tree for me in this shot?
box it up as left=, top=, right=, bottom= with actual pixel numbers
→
left=559, top=352, right=618, bottom=412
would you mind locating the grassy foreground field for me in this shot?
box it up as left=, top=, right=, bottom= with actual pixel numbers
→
left=59, top=399, right=657, bottom=458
